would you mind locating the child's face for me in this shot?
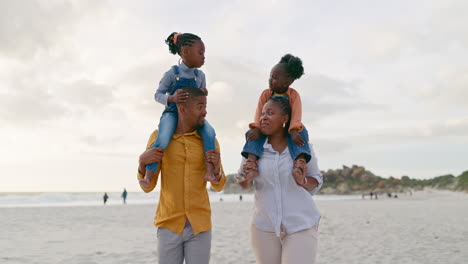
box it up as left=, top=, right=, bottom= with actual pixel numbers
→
left=182, top=40, right=205, bottom=68
left=269, top=63, right=292, bottom=93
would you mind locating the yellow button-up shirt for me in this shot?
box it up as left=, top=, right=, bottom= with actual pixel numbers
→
left=137, top=129, right=226, bottom=234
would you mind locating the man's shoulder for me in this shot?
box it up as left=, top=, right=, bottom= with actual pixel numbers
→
left=146, top=130, right=159, bottom=147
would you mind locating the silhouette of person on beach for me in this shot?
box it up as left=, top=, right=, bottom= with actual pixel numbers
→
left=122, top=188, right=127, bottom=204
left=239, top=194, right=243, bottom=201
left=103, top=192, right=109, bottom=205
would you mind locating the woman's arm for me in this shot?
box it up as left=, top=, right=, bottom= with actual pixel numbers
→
left=303, top=145, right=323, bottom=194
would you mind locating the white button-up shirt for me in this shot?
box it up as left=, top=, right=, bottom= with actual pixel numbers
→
left=238, top=141, right=323, bottom=237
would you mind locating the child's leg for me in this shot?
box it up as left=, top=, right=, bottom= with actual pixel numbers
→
left=241, top=130, right=267, bottom=159
left=145, top=112, right=178, bottom=173
left=287, top=128, right=311, bottom=184
left=287, top=127, right=311, bottom=162
left=241, top=130, right=267, bottom=181
left=198, top=120, right=216, bottom=179
left=198, top=120, right=216, bottom=153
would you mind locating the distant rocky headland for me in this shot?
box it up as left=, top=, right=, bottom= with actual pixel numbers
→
left=221, top=165, right=468, bottom=194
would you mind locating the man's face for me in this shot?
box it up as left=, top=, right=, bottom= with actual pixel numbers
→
left=182, top=95, right=207, bottom=129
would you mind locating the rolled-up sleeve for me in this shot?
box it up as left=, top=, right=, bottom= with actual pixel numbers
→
left=305, top=144, right=323, bottom=195
left=137, top=130, right=160, bottom=193
left=154, top=70, right=174, bottom=106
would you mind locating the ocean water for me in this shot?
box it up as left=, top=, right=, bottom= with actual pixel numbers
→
left=0, top=192, right=361, bottom=208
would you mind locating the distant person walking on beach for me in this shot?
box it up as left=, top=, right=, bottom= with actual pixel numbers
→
left=103, top=192, right=109, bottom=205
left=121, top=188, right=127, bottom=204
left=237, top=97, right=323, bottom=264
left=137, top=87, right=226, bottom=263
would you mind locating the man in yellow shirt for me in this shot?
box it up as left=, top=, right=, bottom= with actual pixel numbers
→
left=137, top=86, right=226, bottom=264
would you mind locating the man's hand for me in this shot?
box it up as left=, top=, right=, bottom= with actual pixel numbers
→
left=138, top=148, right=164, bottom=174
left=247, top=128, right=261, bottom=141
left=290, top=130, right=305, bottom=146
left=204, top=150, right=221, bottom=183
left=205, top=150, right=220, bottom=171
left=168, top=89, right=190, bottom=103
left=201, top=87, right=208, bottom=96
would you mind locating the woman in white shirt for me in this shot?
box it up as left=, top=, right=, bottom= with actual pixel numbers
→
left=238, top=97, right=323, bottom=264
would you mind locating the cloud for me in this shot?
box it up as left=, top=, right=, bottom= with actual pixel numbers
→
left=0, top=87, right=66, bottom=125
left=54, top=79, right=115, bottom=108
left=0, top=0, right=108, bottom=60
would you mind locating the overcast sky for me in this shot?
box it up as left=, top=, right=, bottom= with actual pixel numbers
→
left=1, top=0, right=467, bottom=192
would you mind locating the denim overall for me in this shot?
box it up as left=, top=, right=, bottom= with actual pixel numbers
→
left=146, top=65, right=216, bottom=172
left=241, top=93, right=311, bottom=162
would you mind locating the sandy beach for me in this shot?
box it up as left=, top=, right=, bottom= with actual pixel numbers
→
left=1, top=189, right=467, bottom=264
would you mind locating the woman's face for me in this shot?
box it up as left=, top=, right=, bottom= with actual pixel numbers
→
left=259, top=101, right=289, bottom=136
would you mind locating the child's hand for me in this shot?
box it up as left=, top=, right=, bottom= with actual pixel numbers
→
left=139, top=178, right=151, bottom=189
left=201, top=87, right=208, bottom=95
left=290, top=130, right=305, bottom=146
left=247, top=128, right=261, bottom=141
left=168, top=89, right=190, bottom=103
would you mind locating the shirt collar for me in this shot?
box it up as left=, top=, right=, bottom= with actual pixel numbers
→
left=179, top=62, right=192, bottom=71
left=173, top=129, right=201, bottom=139
left=263, top=138, right=290, bottom=155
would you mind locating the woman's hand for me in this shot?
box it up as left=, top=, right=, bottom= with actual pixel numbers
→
left=292, top=158, right=307, bottom=186
left=168, top=89, right=190, bottom=103
left=237, top=159, right=259, bottom=189
left=247, top=128, right=261, bottom=141
left=290, top=130, right=305, bottom=146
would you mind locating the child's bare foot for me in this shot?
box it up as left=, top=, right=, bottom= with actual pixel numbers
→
left=292, top=158, right=307, bottom=185
left=204, top=161, right=216, bottom=182
left=140, top=169, right=153, bottom=189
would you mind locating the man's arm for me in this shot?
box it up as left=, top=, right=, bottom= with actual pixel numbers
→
left=137, top=130, right=163, bottom=193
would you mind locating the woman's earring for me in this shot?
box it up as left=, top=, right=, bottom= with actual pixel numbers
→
left=283, top=123, right=286, bottom=128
